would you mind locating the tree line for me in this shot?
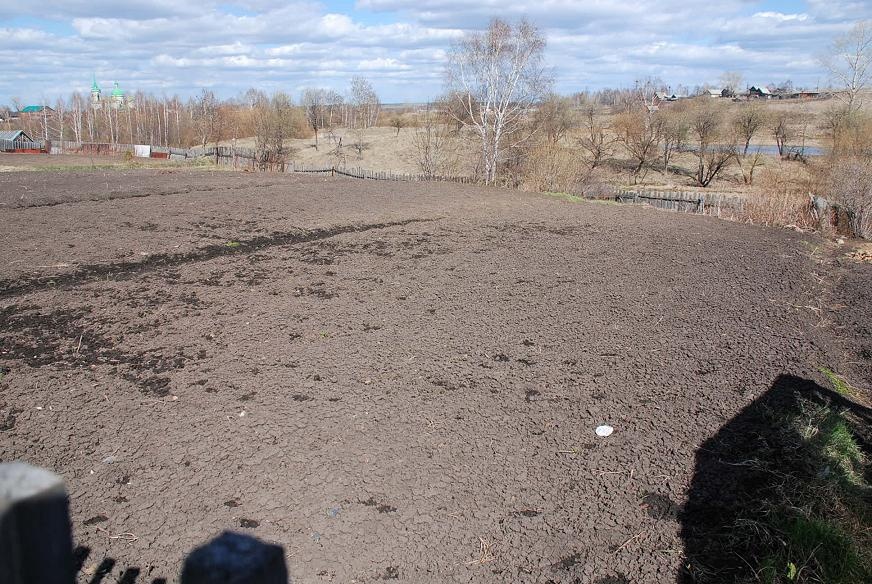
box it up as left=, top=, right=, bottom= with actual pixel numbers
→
left=1, top=76, right=383, bottom=155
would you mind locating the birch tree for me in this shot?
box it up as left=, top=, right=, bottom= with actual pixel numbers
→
left=822, top=20, right=871, bottom=113
left=193, top=89, right=220, bottom=149
left=350, top=77, right=380, bottom=128
left=445, top=18, right=550, bottom=184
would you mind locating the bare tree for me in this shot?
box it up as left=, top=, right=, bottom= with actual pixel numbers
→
left=445, top=18, right=551, bottom=184
left=301, top=88, right=326, bottom=150
left=576, top=106, right=615, bottom=169
left=822, top=20, right=872, bottom=113
left=727, top=103, right=766, bottom=185
left=633, top=77, right=668, bottom=111
left=193, top=89, right=220, bottom=149
left=732, top=104, right=767, bottom=156
left=52, top=97, right=66, bottom=143
left=534, top=94, right=575, bottom=144
left=412, top=103, right=457, bottom=178
left=350, top=77, right=380, bottom=128
left=350, top=127, right=370, bottom=158
left=615, top=109, right=660, bottom=183
left=252, top=92, right=297, bottom=170
left=770, top=110, right=796, bottom=158
left=652, top=105, right=688, bottom=176
left=324, top=90, right=344, bottom=128
left=391, top=114, right=406, bottom=136
left=688, top=102, right=734, bottom=187
left=719, top=71, right=744, bottom=96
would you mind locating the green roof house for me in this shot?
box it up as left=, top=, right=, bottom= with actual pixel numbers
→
left=20, top=105, right=54, bottom=115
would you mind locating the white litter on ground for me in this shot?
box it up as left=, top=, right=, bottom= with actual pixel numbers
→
left=595, top=425, right=614, bottom=437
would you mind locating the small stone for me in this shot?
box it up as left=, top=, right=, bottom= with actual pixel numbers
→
left=595, top=425, right=614, bottom=437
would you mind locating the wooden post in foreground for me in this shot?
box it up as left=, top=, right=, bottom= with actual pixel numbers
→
left=181, top=531, right=288, bottom=584
left=0, top=462, right=74, bottom=584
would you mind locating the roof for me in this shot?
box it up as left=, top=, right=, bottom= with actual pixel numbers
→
left=92, top=75, right=100, bottom=92
left=21, top=105, right=46, bottom=113
left=749, top=86, right=772, bottom=94
left=0, top=130, right=33, bottom=141
left=111, top=82, right=124, bottom=97
left=706, top=89, right=722, bottom=96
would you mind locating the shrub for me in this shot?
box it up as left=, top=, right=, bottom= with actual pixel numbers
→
left=823, top=156, right=872, bottom=239
left=743, top=166, right=815, bottom=229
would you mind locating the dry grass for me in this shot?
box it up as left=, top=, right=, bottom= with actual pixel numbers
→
left=465, top=537, right=496, bottom=565
left=738, top=163, right=815, bottom=229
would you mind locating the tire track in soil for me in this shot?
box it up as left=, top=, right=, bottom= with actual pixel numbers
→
left=0, top=217, right=440, bottom=299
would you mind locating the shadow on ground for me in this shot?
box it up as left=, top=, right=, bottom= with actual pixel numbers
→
left=74, top=546, right=167, bottom=584
left=680, top=374, right=872, bottom=583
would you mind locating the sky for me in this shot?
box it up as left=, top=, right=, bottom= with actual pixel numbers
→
left=1, top=0, right=869, bottom=104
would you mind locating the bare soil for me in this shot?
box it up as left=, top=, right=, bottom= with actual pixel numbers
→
left=0, top=152, right=180, bottom=173
left=0, top=169, right=869, bottom=584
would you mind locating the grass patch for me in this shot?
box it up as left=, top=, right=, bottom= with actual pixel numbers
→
left=761, top=397, right=870, bottom=580
left=821, top=418, right=865, bottom=484
left=542, top=191, right=583, bottom=203
left=760, top=517, right=866, bottom=584
left=541, top=191, right=620, bottom=205
left=682, top=376, right=871, bottom=583
left=819, top=367, right=856, bottom=396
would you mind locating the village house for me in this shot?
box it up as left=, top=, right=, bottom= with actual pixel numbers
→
left=653, top=91, right=679, bottom=106
left=18, top=105, right=54, bottom=117
left=748, top=86, right=773, bottom=99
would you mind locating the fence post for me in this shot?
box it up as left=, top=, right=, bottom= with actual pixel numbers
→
left=181, top=531, right=288, bottom=584
left=0, top=462, right=74, bottom=584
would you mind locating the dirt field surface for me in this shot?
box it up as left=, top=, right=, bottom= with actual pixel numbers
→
left=0, top=152, right=182, bottom=174
left=0, top=169, right=869, bottom=584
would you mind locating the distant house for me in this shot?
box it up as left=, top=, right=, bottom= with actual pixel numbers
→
left=653, top=91, right=679, bottom=105
left=705, top=89, right=723, bottom=98
left=721, top=88, right=736, bottom=98
left=748, top=86, right=772, bottom=99
left=794, top=91, right=820, bottom=100
left=0, top=130, right=37, bottom=151
left=19, top=105, right=54, bottom=116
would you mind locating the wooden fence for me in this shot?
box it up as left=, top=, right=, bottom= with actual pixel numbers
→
left=0, top=462, right=288, bottom=584
left=614, top=189, right=745, bottom=217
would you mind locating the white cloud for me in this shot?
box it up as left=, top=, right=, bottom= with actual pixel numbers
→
left=0, top=1, right=864, bottom=102
left=752, top=12, right=809, bottom=22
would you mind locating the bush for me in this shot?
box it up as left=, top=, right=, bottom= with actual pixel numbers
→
left=744, top=166, right=815, bottom=229
left=822, top=157, right=872, bottom=239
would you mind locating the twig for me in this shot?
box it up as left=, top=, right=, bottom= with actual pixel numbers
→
left=96, top=526, right=139, bottom=544
left=613, top=530, right=644, bottom=553
left=465, top=537, right=495, bottom=565
left=75, top=334, right=83, bottom=355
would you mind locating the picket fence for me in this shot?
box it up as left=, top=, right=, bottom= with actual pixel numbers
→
left=614, top=189, right=746, bottom=217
